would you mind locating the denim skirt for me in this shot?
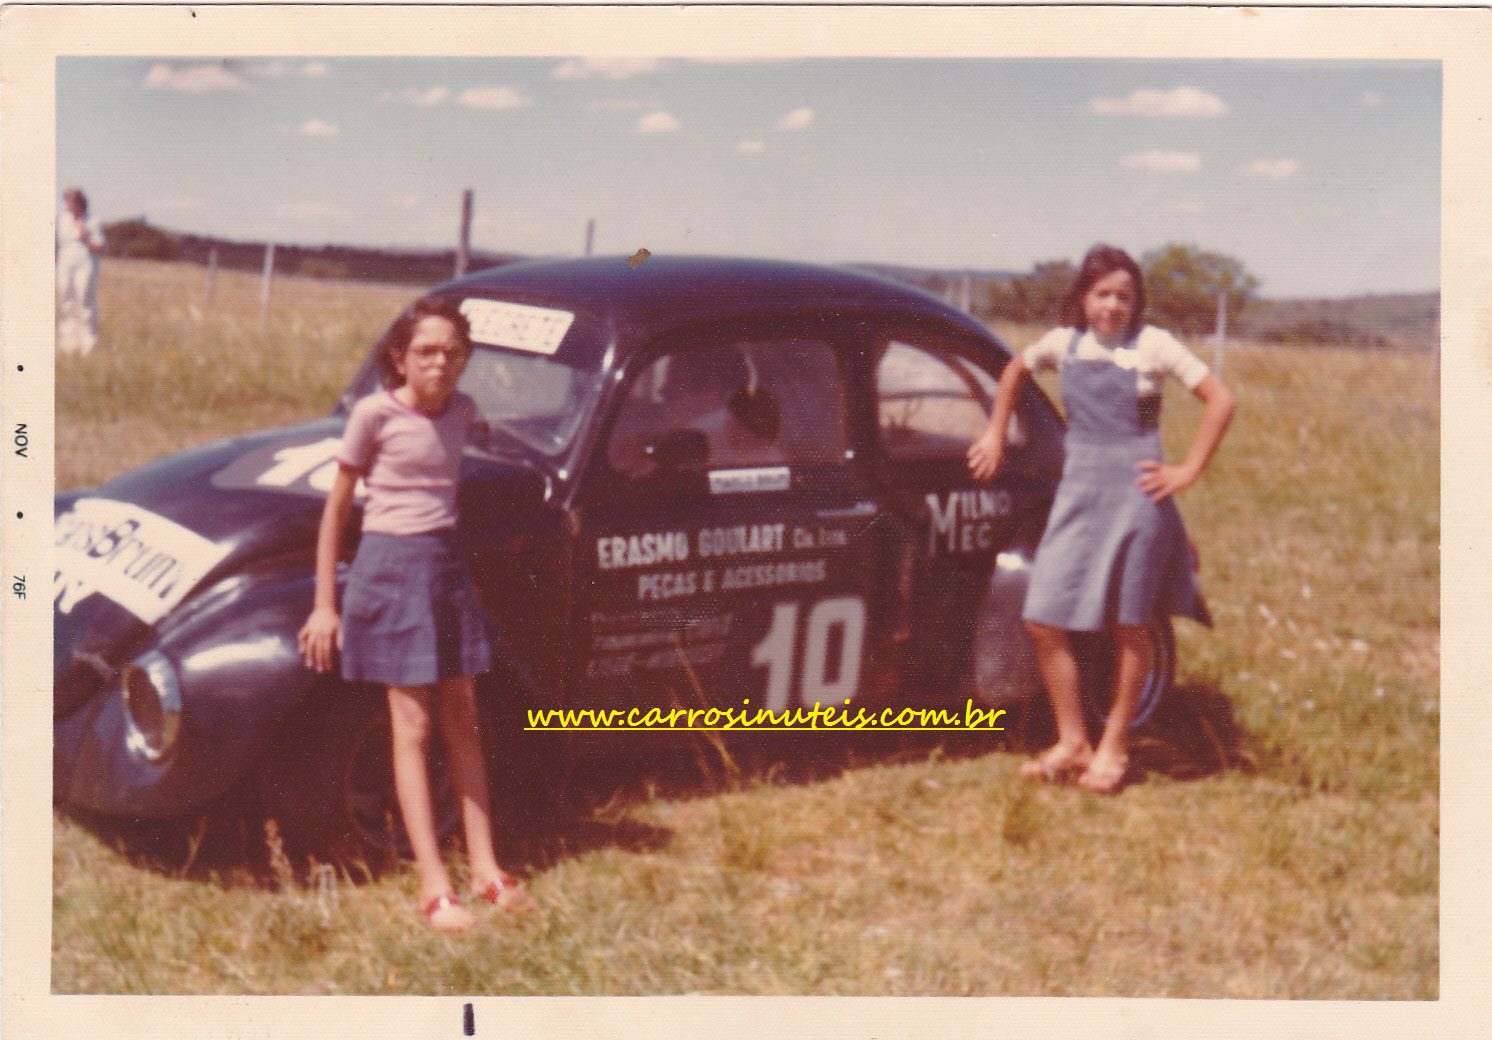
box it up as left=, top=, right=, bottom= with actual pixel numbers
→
left=340, top=530, right=493, bottom=686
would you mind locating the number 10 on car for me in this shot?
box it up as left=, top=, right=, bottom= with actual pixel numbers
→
left=751, top=595, right=867, bottom=712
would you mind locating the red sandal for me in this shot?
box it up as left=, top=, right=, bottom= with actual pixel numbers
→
left=422, top=892, right=475, bottom=933
left=476, top=875, right=536, bottom=915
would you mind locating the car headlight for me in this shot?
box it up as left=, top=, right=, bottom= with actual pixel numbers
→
left=120, top=650, right=182, bottom=763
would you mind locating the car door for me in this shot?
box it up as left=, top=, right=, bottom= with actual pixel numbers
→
left=569, top=323, right=893, bottom=732
left=866, top=325, right=1063, bottom=694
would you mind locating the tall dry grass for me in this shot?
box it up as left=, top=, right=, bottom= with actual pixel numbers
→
left=57, top=257, right=421, bottom=490
left=53, top=259, right=1437, bottom=996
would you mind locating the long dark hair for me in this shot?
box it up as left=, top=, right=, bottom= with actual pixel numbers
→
left=1060, top=244, right=1146, bottom=341
left=375, top=295, right=473, bottom=388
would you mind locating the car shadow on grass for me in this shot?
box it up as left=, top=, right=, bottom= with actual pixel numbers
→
left=56, top=681, right=1247, bottom=886
left=515, top=679, right=1247, bottom=860
left=57, top=785, right=676, bottom=892
left=997, top=679, right=1248, bottom=783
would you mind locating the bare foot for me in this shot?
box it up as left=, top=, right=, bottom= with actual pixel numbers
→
left=1075, top=751, right=1129, bottom=795
left=1018, top=743, right=1093, bottom=783
left=422, top=892, right=475, bottom=933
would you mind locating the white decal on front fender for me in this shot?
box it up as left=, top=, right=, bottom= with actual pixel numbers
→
left=54, top=499, right=232, bottom=623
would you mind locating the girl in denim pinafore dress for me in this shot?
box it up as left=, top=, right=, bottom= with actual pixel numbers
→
left=969, top=245, right=1236, bottom=794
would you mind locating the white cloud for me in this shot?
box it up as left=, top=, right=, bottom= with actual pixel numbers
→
left=636, top=111, right=681, bottom=133
left=1246, top=158, right=1300, bottom=178
left=248, top=61, right=329, bottom=79
left=688, top=57, right=797, bottom=66
left=1362, top=91, right=1384, bottom=107
left=143, top=62, right=248, bottom=93
left=553, top=58, right=663, bottom=81
left=774, top=107, right=815, bottom=132
left=381, top=86, right=450, bottom=107
left=737, top=140, right=766, bottom=155
left=1120, top=150, right=1201, bottom=172
left=1091, top=86, right=1228, bottom=118
left=457, top=86, right=532, bottom=110
left=296, top=118, right=339, bottom=137
left=1169, top=200, right=1203, bottom=214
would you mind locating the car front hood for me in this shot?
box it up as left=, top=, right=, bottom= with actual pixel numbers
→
left=53, top=417, right=350, bottom=714
left=54, top=416, right=555, bottom=717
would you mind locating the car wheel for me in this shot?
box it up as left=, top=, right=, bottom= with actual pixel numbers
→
left=1070, top=614, right=1176, bottom=731
left=256, top=689, right=460, bottom=867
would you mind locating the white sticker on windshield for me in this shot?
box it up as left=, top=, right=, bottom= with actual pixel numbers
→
left=54, top=498, right=232, bottom=624
left=460, top=297, right=575, bottom=355
left=708, top=467, right=791, bottom=495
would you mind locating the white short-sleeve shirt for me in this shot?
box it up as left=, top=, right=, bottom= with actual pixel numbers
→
left=57, top=212, right=105, bottom=267
left=1023, top=325, right=1210, bottom=396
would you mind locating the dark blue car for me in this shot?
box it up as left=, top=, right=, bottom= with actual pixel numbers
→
left=53, top=256, right=1183, bottom=857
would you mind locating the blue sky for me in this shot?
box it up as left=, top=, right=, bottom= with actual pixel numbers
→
left=57, top=57, right=1440, bottom=298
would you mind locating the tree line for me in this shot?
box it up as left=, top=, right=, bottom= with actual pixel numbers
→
left=99, top=218, right=519, bottom=286
left=102, top=217, right=1263, bottom=336
left=979, top=243, right=1260, bottom=336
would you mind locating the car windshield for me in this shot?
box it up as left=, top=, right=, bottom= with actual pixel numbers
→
left=345, top=346, right=602, bottom=457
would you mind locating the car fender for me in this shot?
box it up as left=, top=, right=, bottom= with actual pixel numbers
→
left=61, top=567, right=324, bottom=817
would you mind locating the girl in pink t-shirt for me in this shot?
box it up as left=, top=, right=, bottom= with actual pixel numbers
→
left=299, top=296, right=534, bottom=932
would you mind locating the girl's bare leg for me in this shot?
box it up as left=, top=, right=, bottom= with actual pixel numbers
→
left=434, top=676, right=502, bottom=885
left=388, top=684, right=473, bottom=930
left=1021, top=621, right=1094, bottom=778
left=1078, top=623, right=1151, bottom=793
left=437, top=676, right=536, bottom=912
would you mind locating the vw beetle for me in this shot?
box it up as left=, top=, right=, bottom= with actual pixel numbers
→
left=54, top=256, right=1183, bottom=857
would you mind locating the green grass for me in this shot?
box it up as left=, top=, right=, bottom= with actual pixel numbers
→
left=52, top=259, right=1438, bottom=996
left=57, top=257, right=421, bottom=491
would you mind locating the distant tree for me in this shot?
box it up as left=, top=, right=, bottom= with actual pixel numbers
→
left=103, top=218, right=181, bottom=261
left=986, top=259, right=1077, bottom=324
left=1141, top=243, right=1259, bottom=335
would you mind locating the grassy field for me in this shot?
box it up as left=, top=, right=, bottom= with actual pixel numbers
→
left=51, top=258, right=1438, bottom=997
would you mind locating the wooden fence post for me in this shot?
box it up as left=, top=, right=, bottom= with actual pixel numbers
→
left=259, top=243, right=276, bottom=327
left=456, top=189, right=473, bottom=278
left=205, top=246, right=218, bottom=306
left=585, top=218, right=595, bottom=257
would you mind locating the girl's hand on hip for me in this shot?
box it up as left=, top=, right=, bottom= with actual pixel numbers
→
left=298, top=607, right=341, bottom=673
left=1136, top=460, right=1195, bottom=502
left=967, top=431, right=1005, bottom=482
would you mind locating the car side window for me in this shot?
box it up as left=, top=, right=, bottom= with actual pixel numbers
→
left=607, top=337, right=848, bottom=479
left=876, top=340, right=1012, bottom=460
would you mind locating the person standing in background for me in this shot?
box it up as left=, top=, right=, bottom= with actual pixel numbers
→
left=57, top=187, right=105, bottom=355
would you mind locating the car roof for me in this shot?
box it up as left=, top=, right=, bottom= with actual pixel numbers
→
left=435, top=254, right=995, bottom=369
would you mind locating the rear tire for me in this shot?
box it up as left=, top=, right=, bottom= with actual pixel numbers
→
left=256, top=688, right=460, bottom=867
left=1071, top=614, right=1176, bottom=732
